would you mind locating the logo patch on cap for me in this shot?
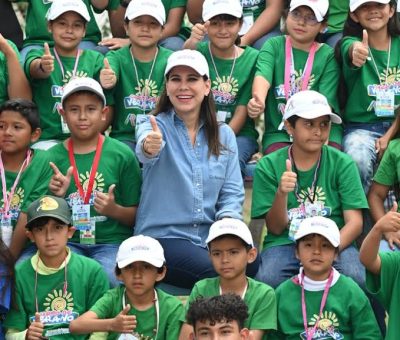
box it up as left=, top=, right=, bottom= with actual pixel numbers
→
left=37, top=197, right=59, bottom=212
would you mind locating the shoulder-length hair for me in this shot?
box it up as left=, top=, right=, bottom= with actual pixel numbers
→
left=154, top=74, right=224, bottom=157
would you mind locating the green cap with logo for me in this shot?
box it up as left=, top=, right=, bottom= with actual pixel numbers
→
left=26, top=195, right=72, bottom=229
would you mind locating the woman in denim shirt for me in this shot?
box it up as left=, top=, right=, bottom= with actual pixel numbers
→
left=135, top=50, right=256, bottom=289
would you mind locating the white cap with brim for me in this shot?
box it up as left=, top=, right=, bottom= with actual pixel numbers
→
left=125, top=0, right=166, bottom=25
left=202, top=0, right=243, bottom=22
left=294, top=216, right=340, bottom=248
left=61, top=77, right=106, bottom=108
left=290, top=0, right=329, bottom=22
left=116, top=235, right=165, bottom=269
left=283, top=90, right=342, bottom=124
left=350, top=0, right=390, bottom=12
left=46, top=0, right=91, bottom=22
left=206, top=218, right=254, bottom=247
left=165, top=49, right=210, bottom=78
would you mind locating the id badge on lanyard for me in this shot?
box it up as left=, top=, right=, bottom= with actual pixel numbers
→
left=1, top=215, right=12, bottom=247
left=72, top=204, right=95, bottom=244
left=375, top=87, right=395, bottom=117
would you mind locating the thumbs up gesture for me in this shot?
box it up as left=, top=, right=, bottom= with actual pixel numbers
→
left=351, top=29, right=370, bottom=67
left=94, top=184, right=117, bottom=216
left=247, top=93, right=265, bottom=119
left=143, top=116, right=163, bottom=156
left=190, top=21, right=210, bottom=42
left=26, top=313, right=45, bottom=340
left=39, top=43, right=54, bottom=74
left=111, top=304, right=137, bottom=333
left=278, top=159, right=297, bottom=194
left=100, top=58, right=116, bottom=89
left=49, top=162, right=73, bottom=197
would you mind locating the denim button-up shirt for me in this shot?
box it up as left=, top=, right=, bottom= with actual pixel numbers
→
left=135, top=110, right=244, bottom=247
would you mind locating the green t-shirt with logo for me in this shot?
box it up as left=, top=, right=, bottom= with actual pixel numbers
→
left=187, top=277, right=277, bottom=337
left=251, top=145, right=368, bottom=249
left=0, top=40, right=20, bottom=105
left=0, top=149, right=52, bottom=230
left=341, top=36, right=400, bottom=124
left=24, top=48, right=106, bottom=141
left=241, top=0, right=265, bottom=23
left=327, top=0, right=349, bottom=34
left=196, top=42, right=259, bottom=140
left=367, top=251, right=400, bottom=340
left=47, top=137, right=141, bottom=244
left=271, top=274, right=381, bottom=339
left=14, top=0, right=120, bottom=47
left=4, top=252, right=109, bottom=339
left=90, top=286, right=185, bottom=340
left=106, top=45, right=172, bottom=142
left=256, top=36, right=342, bottom=150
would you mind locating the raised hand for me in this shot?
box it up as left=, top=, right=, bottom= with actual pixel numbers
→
left=26, top=313, right=46, bottom=340
left=351, top=29, right=370, bottom=67
left=143, top=116, right=163, bottom=156
left=278, top=159, right=297, bottom=194
left=247, top=93, right=265, bottom=119
left=40, top=43, right=54, bottom=74
left=110, top=304, right=137, bottom=333
left=49, top=162, right=73, bottom=197
left=190, top=21, right=210, bottom=43
left=94, top=184, right=116, bottom=216
left=100, top=58, right=116, bottom=89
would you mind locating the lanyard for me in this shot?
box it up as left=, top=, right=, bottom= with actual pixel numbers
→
left=208, top=43, right=238, bottom=83
left=130, top=47, right=159, bottom=114
left=122, top=288, right=159, bottom=337
left=53, top=48, right=82, bottom=80
left=288, top=146, right=321, bottom=203
left=284, top=36, right=317, bottom=100
left=0, top=150, right=31, bottom=218
left=67, top=135, right=104, bottom=204
left=301, top=270, right=333, bottom=340
left=369, top=38, right=391, bottom=85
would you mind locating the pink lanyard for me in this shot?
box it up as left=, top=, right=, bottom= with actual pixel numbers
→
left=301, top=270, right=333, bottom=340
left=53, top=48, right=82, bottom=79
left=284, top=36, right=317, bottom=100
left=0, top=150, right=32, bottom=218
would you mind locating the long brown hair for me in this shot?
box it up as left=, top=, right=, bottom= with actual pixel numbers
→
left=154, top=74, right=224, bottom=157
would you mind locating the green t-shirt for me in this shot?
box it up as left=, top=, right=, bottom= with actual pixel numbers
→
left=366, top=251, right=400, bottom=340
left=90, top=286, right=185, bottom=340
left=106, top=46, right=172, bottom=142
left=341, top=36, right=400, bottom=124
left=0, top=40, right=20, bottom=105
left=14, top=0, right=119, bottom=47
left=327, top=0, right=349, bottom=33
left=162, top=0, right=186, bottom=11
left=0, top=149, right=52, bottom=230
left=242, top=0, right=265, bottom=23
left=24, top=48, right=107, bottom=141
left=187, top=277, right=277, bottom=337
left=251, top=145, right=368, bottom=249
left=373, top=139, right=400, bottom=203
left=256, top=36, right=342, bottom=150
left=271, top=274, right=382, bottom=339
left=4, top=252, right=109, bottom=339
left=196, top=43, right=259, bottom=140
left=47, top=137, right=141, bottom=244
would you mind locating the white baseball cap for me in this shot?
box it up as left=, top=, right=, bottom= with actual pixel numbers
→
left=206, top=218, right=254, bottom=247
left=116, top=235, right=165, bottom=269
left=61, top=77, right=106, bottom=107
left=125, top=0, right=166, bottom=25
left=202, top=0, right=243, bottom=22
left=350, top=0, right=390, bottom=12
left=47, top=0, right=91, bottom=22
left=283, top=90, right=342, bottom=124
left=289, top=0, right=329, bottom=22
left=165, top=50, right=210, bottom=78
left=294, top=216, right=340, bottom=248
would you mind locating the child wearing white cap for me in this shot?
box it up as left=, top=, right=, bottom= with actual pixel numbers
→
left=134, top=49, right=245, bottom=290
left=248, top=0, right=343, bottom=155
left=15, top=0, right=120, bottom=63
left=184, top=0, right=260, bottom=177
left=179, top=218, right=276, bottom=340
left=336, top=0, right=400, bottom=194
left=24, top=0, right=113, bottom=150
left=70, top=235, right=185, bottom=339
left=252, top=90, right=368, bottom=290
left=99, top=0, right=173, bottom=152
left=272, top=216, right=381, bottom=339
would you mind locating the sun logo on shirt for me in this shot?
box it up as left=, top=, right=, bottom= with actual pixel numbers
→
left=294, top=69, right=316, bottom=90
left=309, top=310, right=340, bottom=330
left=43, top=289, right=74, bottom=312
left=63, top=71, right=88, bottom=84
left=380, top=67, right=400, bottom=84
left=10, top=187, right=24, bottom=208
left=136, top=79, right=158, bottom=97
left=213, top=76, right=239, bottom=95
left=79, top=171, right=105, bottom=193
left=298, top=186, right=326, bottom=204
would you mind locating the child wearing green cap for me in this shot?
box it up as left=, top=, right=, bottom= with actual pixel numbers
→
left=4, top=195, right=109, bottom=340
